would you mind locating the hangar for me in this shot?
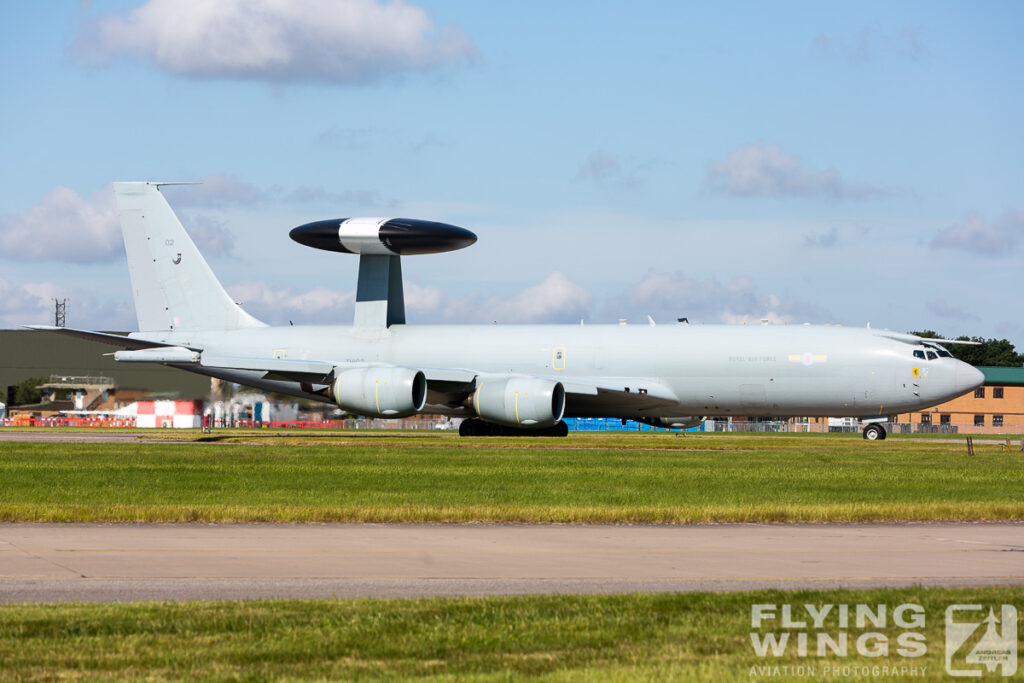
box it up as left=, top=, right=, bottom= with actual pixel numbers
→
left=1, top=329, right=208, bottom=403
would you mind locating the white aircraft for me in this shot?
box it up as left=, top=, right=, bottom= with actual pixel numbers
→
left=31, top=182, right=984, bottom=440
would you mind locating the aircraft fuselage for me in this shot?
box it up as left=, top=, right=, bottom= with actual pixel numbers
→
left=139, top=322, right=983, bottom=420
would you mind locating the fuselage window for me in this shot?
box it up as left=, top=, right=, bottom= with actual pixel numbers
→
left=926, top=351, right=938, bottom=360
left=913, top=350, right=925, bottom=359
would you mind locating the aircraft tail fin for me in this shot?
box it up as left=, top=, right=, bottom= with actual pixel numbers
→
left=113, top=182, right=266, bottom=332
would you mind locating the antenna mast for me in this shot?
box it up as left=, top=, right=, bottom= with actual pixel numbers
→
left=54, top=298, right=67, bottom=328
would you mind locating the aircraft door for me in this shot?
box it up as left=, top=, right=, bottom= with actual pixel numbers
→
left=552, top=346, right=566, bottom=371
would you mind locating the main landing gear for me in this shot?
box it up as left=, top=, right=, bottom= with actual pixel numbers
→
left=459, top=418, right=569, bottom=437
left=862, top=423, right=887, bottom=441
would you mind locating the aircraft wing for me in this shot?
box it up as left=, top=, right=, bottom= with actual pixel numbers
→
left=198, top=356, right=479, bottom=388
left=200, top=356, right=338, bottom=383
left=561, top=378, right=682, bottom=414
left=190, top=353, right=679, bottom=414
left=875, top=331, right=981, bottom=346
left=23, top=325, right=197, bottom=351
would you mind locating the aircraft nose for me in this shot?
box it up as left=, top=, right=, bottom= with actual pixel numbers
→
left=954, top=362, right=985, bottom=394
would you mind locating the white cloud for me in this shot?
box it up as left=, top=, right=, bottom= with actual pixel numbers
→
left=0, top=276, right=134, bottom=329
left=0, top=177, right=386, bottom=264
left=403, top=281, right=445, bottom=313
left=620, top=270, right=826, bottom=325
left=704, top=143, right=885, bottom=200
left=927, top=299, right=981, bottom=323
left=227, top=281, right=355, bottom=324
left=466, top=272, right=592, bottom=324
left=0, top=277, right=52, bottom=325
left=574, top=151, right=663, bottom=187
left=180, top=214, right=237, bottom=257
left=225, top=270, right=832, bottom=328
left=162, top=175, right=268, bottom=208
left=77, top=0, right=477, bottom=85
left=812, top=26, right=924, bottom=63
left=284, top=186, right=384, bottom=208
left=575, top=151, right=621, bottom=183
left=0, top=185, right=121, bottom=263
left=226, top=271, right=592, bottom=325
left=930, top=211, right=1024, bottom=255
left=314, top=126, right=378, bottom=150
left=803, top=227, right=840, bottom=248
left=162, top=174, right=385, bottom=209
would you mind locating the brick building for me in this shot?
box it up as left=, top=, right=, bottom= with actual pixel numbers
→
left=894, top=366, right=1024, bottom=434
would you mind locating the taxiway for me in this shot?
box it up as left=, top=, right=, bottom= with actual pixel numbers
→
left=1, top=523, right=1021, bottom=603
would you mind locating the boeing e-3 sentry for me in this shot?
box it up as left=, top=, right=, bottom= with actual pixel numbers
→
left=31, top=182, right=984, bottom=440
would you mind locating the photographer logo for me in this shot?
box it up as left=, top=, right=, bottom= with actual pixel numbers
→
left=945, top=605, right=1017, bottom=677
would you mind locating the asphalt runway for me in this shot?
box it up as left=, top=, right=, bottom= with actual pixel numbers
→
left=0, top=431, right=144, bottom=443
left=1, top=523, right=1022, bottom=603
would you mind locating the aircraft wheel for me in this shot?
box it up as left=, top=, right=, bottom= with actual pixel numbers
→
left=862, top=424, right=886, bottom=441
left=553, top=421, right=569, bottom=437
left=459, top=419, right=482, bottom=437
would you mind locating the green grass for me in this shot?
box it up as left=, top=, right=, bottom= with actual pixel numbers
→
left=0, top=587, right=1020, bottom=681
left=0, top=432, right=1022, bottom=522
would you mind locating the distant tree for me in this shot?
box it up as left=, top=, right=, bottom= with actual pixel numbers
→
left=909, top=331, right=1024, bottom=367
left=12, top=376, right=47, bottom=405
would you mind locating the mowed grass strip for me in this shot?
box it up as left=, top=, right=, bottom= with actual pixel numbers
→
left=1, top=587, right=1021, bottom=681
left=0, top=433, right=1022, bottom=522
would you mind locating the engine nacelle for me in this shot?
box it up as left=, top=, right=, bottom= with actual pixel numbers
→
left=331, top=367, right=426, bottom=418
left=471, top=377, right=565, bottom=428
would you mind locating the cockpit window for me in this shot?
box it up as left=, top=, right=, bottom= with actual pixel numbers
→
left=926, top=351, right=938, bottom=360
left=924, top=343, right=954, bottom=358
left=913, top=350, right=925, bottom=359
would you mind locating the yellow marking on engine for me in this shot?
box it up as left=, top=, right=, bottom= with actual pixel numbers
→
left=375, top=379, right=380, bottom=414
left=514, top=391, right=520, bottom=423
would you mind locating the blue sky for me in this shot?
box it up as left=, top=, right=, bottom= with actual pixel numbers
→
left=1, top=1, right=1021, bottom=346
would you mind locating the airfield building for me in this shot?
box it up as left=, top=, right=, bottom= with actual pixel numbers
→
left=1, top=329, right=208, bottom=402
left=893, top=366, right=1024, bottom=434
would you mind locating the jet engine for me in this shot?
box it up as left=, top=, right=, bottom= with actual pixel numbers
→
left=471, top=377, right=565, bottom=428
left=330, top=367, right=426, bottom=418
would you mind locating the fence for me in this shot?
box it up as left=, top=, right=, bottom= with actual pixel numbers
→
left=564, top=418, right=660, bottom=432
left=0, top=417, right=449, bottom=430
left=0, top=416, right=137, bottom=428
left=3, top=416, right=1022, bottom=435
left=718, top=420, right=1024, bottom=435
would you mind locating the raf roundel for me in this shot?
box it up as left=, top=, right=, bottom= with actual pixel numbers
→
left=290, top=217, right=477, bottom=256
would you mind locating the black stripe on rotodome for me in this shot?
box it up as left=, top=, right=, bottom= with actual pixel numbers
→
left=289, top=219, right=354, bottom=253
left=379, top=218, right=477, bottom=255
